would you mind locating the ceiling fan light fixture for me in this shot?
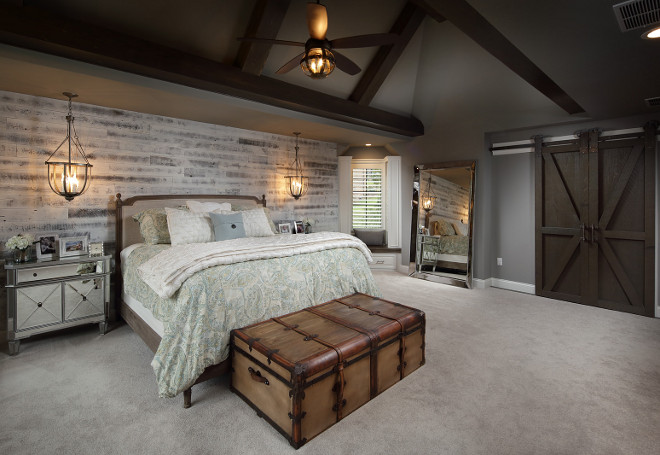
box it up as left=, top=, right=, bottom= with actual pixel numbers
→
left=300, top=44, right=335, bottom=79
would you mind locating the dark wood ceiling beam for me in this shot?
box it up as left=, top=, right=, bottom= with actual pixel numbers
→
left=234, top=0, right=291, bottom=75
left=349, top=2, right=428, bottom=106
left=0, top=4, right=423, bottom=137
left=411, top=0, right=585, bottom=115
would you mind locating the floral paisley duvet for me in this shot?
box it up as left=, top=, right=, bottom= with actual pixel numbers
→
left=122, top=234, right=380, bottom=398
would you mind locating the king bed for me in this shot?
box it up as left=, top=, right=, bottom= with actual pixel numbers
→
left=115, top=193, right=378, bottom=407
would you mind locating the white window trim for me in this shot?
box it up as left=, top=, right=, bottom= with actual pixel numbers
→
left=338, top=156, right=401, bottom=249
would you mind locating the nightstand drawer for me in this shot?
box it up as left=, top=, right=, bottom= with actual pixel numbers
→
left=15, top=283, right=62, bottom=331
left=64, top=278, right=105, bottom=320
left=16, top=263, right=83, bottom=283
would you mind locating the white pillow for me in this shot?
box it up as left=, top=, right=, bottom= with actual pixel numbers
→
left=451, top=221, right=469, bottom=236
left=239, top=208, right=276, bottom=237
left=166, top=208, right=214, bottom=245
left=186, top=200, right=232, bottom=214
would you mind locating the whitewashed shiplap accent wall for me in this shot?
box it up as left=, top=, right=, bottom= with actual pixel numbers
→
left=418, top=174, right=469, bottom=226
left=0, top=91, right=339, bottom=259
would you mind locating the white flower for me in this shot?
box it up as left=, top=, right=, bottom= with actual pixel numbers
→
left=303, top=217, right=316, bottom=226
left=5, top=234, right=35, bottom=250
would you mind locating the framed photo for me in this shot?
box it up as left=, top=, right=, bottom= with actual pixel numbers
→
left=59, top=236, right=89, bottom=257
left=278, top=223, right=292, bottom=234
left=294, top=221, right=305, bottom=234
left=36, top=234, right=59, bottom=260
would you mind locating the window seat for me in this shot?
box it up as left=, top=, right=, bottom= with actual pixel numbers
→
left=366, top=246, right=401, bottom=271
left=367, top=246, right=401, bottom=254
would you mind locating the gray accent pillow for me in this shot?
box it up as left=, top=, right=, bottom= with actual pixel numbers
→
left=209, top=212, right=246, bottom=241
left=353, top=228, right=386, bottom=246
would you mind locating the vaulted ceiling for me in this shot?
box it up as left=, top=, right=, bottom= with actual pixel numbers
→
left=0, top=0, right=658, bottom=146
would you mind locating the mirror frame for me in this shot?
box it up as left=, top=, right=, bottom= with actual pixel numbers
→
left=408, top=160, right=476, bottom=288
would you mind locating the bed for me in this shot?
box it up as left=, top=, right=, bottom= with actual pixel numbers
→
left=115, top=193, right=379, bottom=407
left=416, top=217, right=469, bottom=273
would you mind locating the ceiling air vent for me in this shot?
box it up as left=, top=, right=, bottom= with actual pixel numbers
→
left=613, top=0, right=660, bottom=32
left=645, top=96, right=660, bottom=107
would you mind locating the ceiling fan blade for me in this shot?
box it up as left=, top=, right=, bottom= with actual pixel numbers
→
left=307, top=2, right=328, bottom=40
left=275, top=52, right=305, bottom=74
left=333, top=51, right=361, bottom=75
left=237, top=37, right=305, bottom=47
left=331, top=33, right=398, bottom=49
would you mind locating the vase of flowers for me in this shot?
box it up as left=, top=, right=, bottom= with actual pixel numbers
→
left=6, top=234, right=35, bottom=263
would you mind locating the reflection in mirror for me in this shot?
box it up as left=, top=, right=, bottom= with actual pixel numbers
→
left=409, top=161, right=476, bottom=288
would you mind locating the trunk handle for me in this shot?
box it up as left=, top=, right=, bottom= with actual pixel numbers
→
left=248, top=366, right=269, bottom=386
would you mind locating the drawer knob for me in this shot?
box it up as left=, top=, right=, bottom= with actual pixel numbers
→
left=33, top=272, right=38, bottom=277
left=37, top=302, right=42, bottom=308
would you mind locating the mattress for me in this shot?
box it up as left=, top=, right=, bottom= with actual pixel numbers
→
left=120, top=244, right=164, bottom=337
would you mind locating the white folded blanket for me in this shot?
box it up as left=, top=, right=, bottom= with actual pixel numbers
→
left=137, top=231, right=373, bottom=299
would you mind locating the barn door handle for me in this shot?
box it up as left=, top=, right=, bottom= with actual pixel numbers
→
left=580, top=224, right=586, bottom=242
left=248, top=367, right=269, bottom=386
left=590, top=225, right=598, bottom=243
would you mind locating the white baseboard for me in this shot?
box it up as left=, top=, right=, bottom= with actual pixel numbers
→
left=493, top=278, right=535, bottom=294
left=472, top=278, right=492, bottom=289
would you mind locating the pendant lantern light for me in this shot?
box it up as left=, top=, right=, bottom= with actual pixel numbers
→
left=421, top=175, right=436, bottom=213
left=285, top=132, right=309, bottom=199
left=45, top=92, right=92, bottom=201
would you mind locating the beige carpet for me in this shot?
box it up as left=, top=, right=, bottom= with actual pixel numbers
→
left=1, top=271, right=659, bottom=454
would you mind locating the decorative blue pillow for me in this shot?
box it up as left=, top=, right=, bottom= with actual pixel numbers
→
left=209, top=212, right=246, bottom=241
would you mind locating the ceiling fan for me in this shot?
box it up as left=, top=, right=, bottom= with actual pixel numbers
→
left=238, top=1, right=397, bottom=79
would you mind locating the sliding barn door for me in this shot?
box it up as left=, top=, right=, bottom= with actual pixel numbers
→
left=536, top=123, right=657, bottom=316
left=535, top=134, right=589, bottom=304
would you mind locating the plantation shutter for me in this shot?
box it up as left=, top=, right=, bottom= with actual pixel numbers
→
left=352, top=168, right=383, bottom=228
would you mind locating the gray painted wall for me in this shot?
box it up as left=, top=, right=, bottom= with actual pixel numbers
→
left=490, top=153, right=534, bottom=283
left=397, top=19, right=574, bottom=280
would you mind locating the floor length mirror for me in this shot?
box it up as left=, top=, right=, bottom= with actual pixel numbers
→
left=409, top=161, right=476, bottom=288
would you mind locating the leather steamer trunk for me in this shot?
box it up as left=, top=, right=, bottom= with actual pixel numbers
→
left=230, top=293, right=425, bottom=449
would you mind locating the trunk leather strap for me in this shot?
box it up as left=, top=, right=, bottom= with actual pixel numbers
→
left=336, top=300, right=409, bottom=379
left=272, top=317, right=348, bottom=420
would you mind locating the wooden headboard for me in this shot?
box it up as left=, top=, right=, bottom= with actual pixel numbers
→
left=114, top=193, right=266, bottom=289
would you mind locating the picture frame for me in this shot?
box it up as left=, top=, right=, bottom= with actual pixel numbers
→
left=36, top=234, right=59, bottom=260
left=59, top=236, right=89, bottom=257
left=294, top=221, right=305, bottom=234
left=278, top=223, right=292, bottom=234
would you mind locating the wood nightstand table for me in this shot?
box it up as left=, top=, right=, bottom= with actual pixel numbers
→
left=5, top=254, right=111, bottom=355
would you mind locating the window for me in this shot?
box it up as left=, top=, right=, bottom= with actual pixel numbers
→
left=352, top=162, right=385, bottom=229
left=339, top=156, right=401, bottom=248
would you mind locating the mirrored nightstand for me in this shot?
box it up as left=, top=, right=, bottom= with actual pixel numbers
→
left=4, top=255, right=111, bottom=355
